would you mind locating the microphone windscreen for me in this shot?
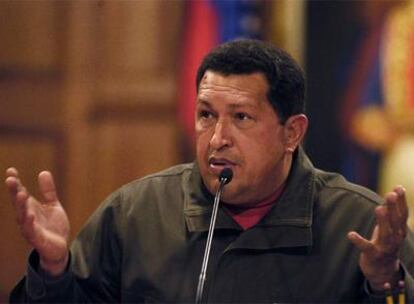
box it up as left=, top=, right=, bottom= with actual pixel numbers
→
left=219, top=168, right=233, bottom=185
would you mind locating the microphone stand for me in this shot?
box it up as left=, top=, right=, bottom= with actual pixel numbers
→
left=195, top=169, right=232, bottom=304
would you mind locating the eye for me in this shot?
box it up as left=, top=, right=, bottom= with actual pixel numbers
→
left=235, top=112, right=251, bottom=121
left=198, top=110, right=214, bottom=120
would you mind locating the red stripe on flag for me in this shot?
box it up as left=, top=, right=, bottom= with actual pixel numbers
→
left=178, top=0, right=219, bottom=147
left=407, top=27, right=414, bottom=109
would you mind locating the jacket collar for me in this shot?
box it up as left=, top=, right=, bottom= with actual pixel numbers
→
left=183, top=147, right=315, bottom=250
left=183, top=165, right=241, bottom=232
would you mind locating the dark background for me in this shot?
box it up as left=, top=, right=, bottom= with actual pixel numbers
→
left=306, top=1, right=361, bottom=174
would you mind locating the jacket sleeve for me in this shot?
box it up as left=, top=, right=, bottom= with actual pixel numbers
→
left=9, top=191, right=124, bottom=303
left=362, top=266, right=414, bottom=304
left=397, top=230, right=414, bottom=304
left=10, top=251, right=78, bottom=303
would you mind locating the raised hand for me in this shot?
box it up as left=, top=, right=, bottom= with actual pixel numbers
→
left=348, top=186, right=408, bottom=292
left=5, top=168, right=70, bottom=276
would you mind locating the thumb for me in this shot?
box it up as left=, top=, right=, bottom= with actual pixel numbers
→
left=348, top=231, right=374, bottom=253
left=38, top=171, right=58, bottom=203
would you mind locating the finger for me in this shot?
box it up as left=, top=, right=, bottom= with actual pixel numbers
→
left=5, top=176, right=19, bottom=199
left=5, top=168, right=26, bottom=197
left=384, top=191, right=402, bottom=235
left=18, top=195, right=47, bottom=247
left=20, top=212, right=39, bottom=246
left=38, top=171, right=58, bottom=203
left=5, top=171, right=41, bottom=236
left=375, top=206, right=401, bottom=254
left=15, top=189, right=31, bottom=225
left=6, top=167, right=19, bottom=178
left=348, top=231, right=374, bottom=253
left=394, top=185, right=409, bottom=223
left=376, top=205, right=393, bottom=238
left=5, top=167, right=23, bottom=191
left=394, top=186, right=408, bottom=238
left=6, top=181, right=27, bottom=202
left=384, top=187, right=408, bottom=240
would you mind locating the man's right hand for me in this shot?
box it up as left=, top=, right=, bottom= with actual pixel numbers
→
left=5, top=168, right=70, bottom=276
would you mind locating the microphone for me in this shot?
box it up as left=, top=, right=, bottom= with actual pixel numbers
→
left=195, top=168, right=233, bottom=304
left=219, top=167, right=233, bottom=185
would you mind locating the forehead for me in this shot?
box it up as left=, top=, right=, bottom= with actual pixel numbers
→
left=198, top=71, right=269, bottom=102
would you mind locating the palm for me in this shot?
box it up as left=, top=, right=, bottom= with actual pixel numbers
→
left=358, top=226, right=401, bottom=285
left=24, top=196, right=70, bottom=263
left=6, top=168, right=70, bottom=274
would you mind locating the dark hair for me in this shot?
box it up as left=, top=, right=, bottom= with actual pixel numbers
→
left=196, top=39, right=306, bottom=124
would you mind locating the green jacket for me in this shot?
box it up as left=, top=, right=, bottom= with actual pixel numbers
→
left=11, top=148, right=414, bottom=303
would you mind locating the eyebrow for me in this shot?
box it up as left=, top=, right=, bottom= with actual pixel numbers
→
left=197, top=99, right=259, bottom=110
left=197, top=99, right=210, bottom=106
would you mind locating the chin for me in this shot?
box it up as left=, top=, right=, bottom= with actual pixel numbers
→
left=203, top=172, right=241, bottom=203
left=220, top=186, right=244, bottom=205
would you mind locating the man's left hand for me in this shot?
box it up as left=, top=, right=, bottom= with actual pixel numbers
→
left=348, top=186, right=408, bottom=292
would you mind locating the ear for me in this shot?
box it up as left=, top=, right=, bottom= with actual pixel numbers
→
left=283, top=114, right=308, bottom=152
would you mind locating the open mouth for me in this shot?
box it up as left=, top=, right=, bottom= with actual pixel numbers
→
left=208, top=157, right=236, bottom=174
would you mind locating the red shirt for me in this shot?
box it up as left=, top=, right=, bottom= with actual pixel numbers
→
left=223, top=184, right=285, bottom=230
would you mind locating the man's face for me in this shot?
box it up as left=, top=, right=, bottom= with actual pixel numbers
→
left=196, top=71, right=293, bottom=205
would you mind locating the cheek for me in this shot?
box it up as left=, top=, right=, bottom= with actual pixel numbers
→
left=243, top=136, right=285, bottom=167
left=196, top=133, right=212, bottom=166
left=196, top=133, right=208, bottom=152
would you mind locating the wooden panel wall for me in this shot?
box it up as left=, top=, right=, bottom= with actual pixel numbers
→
left=0, top=1, right=183, bottom=300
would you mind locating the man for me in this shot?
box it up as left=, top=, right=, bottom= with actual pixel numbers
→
left=5, top=39, right=414, bottom=303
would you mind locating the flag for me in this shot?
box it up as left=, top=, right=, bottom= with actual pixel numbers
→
left=177, top=0, right=265, bottom=159
left=339, top=1, right=414, bottom=196
left=339, top=24, right=384, bottom=191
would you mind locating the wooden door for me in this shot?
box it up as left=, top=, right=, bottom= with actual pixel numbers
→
left=0, top=1, right=183, bottom=300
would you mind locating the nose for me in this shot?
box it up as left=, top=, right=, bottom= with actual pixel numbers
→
left=209, top=119, right=233, bottom=150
